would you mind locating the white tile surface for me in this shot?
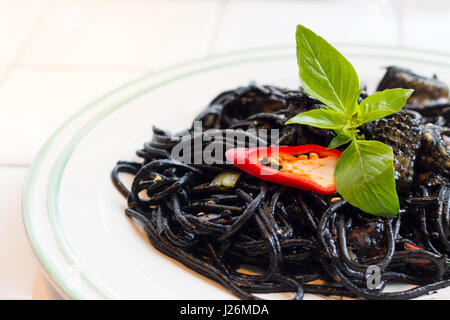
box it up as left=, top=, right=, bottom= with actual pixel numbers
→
left=0, top=0, right=53, bottom=81
left=211, top=0, right=400, bottom=53
left=0, top=68, right=142, bottom=165
left=0, top=62, right=9, bottom=84
left=32, top=270, right=64, bottom=300
left=19, top=0, right=222, bottom=69
left=0, top=167, right=37, bottom=299
left=393, top=0, right=450, bottom=53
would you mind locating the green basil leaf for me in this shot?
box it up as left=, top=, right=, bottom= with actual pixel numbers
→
left=296, top=25, right=360, bottom=116
left=334, top=140, right=399, bottom=217
left=327, top=130, right=352, bottom=149
left=357, top=88, right=414, bottom=125
left=285, top=108, right=347, bottom=129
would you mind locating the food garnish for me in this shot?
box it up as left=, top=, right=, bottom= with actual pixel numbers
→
left=225, top=145, right=340, bottom=195
left=285, top=25, right=414, bottom=217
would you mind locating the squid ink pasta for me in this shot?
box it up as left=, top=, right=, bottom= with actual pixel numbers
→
left=112, top=67, right=450, bottom=300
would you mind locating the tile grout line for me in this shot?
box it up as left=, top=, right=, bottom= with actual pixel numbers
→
left=391, top=0, right=406, bottom=47
left=0, top=164, right=29, bottom=169
left=0, top=0, right=59, bottom=90
left=12, top=63, right=151, bottom=73
left=207, top=0, right=229, bottom=56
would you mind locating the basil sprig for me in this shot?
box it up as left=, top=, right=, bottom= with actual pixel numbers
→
left=286, top=25, right=414, bottom=217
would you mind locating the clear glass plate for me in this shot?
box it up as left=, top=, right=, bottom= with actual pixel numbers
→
left=23, top=45, right=450, bottom=300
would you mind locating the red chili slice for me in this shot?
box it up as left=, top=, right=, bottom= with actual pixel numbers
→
left=225, top=145, right=341, bottom=195
left=403, top=242, right=431, bottom=266
left=404, top=242, right=424, bottom=251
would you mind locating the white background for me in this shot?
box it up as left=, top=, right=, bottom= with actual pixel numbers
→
left=0, top=0, right=449, bottom=299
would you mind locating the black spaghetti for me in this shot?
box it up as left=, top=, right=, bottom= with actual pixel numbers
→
left=112, top=67, right=450, bottom=300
